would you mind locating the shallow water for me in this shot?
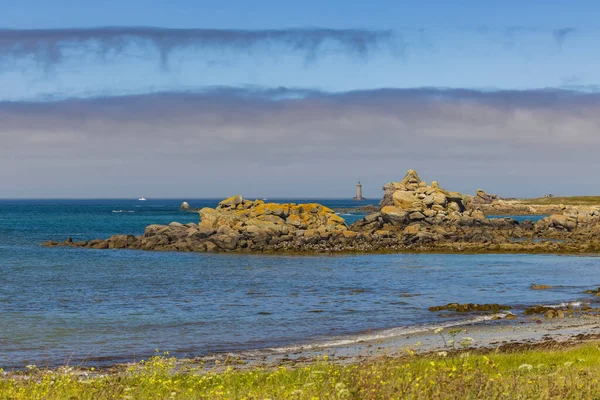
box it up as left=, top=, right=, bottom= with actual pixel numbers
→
left=487, top=214, right=548, bottom=223
left=0, top=199, right=598, bottom=368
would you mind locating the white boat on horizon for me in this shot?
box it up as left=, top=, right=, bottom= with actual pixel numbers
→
left=138, top=197, right=147, bottom=201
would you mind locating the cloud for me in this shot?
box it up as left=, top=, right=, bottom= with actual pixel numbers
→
left=1, top=87, right=599, bottom=198
left=0, top=27, right=395, bottom=69
left=553, top=27, right=576, bottom=49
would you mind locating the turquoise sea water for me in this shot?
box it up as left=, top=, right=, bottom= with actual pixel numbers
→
left=487, top=214, right=548, bottom=223
left=0, top=199, right=597, bottom=369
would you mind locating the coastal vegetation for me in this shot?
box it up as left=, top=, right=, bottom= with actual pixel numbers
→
left=521, top=196, right=600, bottom=206
left=3, top=341, right=600, bottom=399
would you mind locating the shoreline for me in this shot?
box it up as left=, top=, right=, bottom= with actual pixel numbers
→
left=45, top=242, right=600, bottom=256
left=5, top=306, right=600, bottom=374
left=178, top=313, right=600, bottom=371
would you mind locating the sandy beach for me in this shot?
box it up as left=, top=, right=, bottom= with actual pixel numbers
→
left=156, top=310, right=600, bottom=373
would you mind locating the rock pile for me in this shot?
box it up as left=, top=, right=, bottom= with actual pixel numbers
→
left=377, top=170, right=471, bottom=223
left=470, top=189, right=500, bottom=205
left=354, top=170, right=487, bottom=233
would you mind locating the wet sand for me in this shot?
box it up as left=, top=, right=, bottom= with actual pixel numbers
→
left=189, top=313, right=600, bottom=371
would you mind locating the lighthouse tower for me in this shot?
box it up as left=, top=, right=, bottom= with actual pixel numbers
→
left=353, top=181, right=366, bottom=201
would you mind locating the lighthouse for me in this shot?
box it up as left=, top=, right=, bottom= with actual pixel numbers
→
left=353, top=181, right=366, bottom=201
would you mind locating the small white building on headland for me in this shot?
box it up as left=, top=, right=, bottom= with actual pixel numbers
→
left=353, top=181, right=366, bottom=201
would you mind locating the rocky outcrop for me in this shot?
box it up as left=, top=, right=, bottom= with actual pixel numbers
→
left=193, top=195, right=349, bottom=251
left=470, top=189, right=500, bottom=205
left=354, top=170, right=487, bottom=235
left=375, top=170, right=470, bottom=227
left=46, top=196, right=376, bottom=253
left=43, top=171, right=600, bottom=255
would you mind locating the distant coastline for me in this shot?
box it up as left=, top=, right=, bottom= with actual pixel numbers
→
left=44, top=170, right=600, bottom=255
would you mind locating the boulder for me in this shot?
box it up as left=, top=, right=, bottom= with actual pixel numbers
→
left=199, top=208, right=220, bottom=229
left=530, top=284, right=553, bottom=290
left=471, top=210, right=486, bottom=221
left=218, top=195, right=243, bottom=209
left=380, top=206, right=409, bottom=225
left=392, top=191, right=417, bottom=208
left=403, top=224, right=421, bottom=236
left=547, top=214, right=578, bottom=231
left=433, top=192, right=447, bottom=206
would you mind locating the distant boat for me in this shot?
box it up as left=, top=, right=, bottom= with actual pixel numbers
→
left=262, top=198, right=268, bottom=201
left=138, top=197, right=147, bottom=201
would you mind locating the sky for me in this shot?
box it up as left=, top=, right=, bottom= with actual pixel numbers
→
left=1, top=0, right=599, bottom=198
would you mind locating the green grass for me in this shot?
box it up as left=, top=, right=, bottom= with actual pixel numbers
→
left=520, top=196, right=600, bottom=206
left=3, top=342, right=600, bottom=399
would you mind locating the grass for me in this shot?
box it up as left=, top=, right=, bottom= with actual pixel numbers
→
left=520, top=196, right=600, bottom=206
left=3, top=341, right=600, bottom=399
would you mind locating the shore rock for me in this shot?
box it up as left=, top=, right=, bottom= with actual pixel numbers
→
left=428, top=303, right=511, bottom=312
left=470, top=189, right=500, bottom=205
left=530, top=284, right=553, bottom=290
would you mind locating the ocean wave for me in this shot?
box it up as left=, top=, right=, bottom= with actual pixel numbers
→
left=546, top=301, right=586, bottom=309
left=112, top=210, right=135, bottom=213
left=210, top=314, right=506, bottom=359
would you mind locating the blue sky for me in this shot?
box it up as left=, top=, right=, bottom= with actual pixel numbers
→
left=1, top=1, right=600, bottom=198
left=0, top=0, right=596, bottom=100
left=1, top=0, right=595, bottom=30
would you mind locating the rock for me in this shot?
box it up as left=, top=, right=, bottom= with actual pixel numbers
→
left=544, top=309, right=565, bottom=319
left=433, top=192, right=447, bottom=206
left=403, top=224, right=421, bottom=236
left=199, top=208, right=220, bottom=229
left=408, top=211, right=426, bottom=221
left=524, top=305, right=557, bottom=315
left=428, top=303, right=512, bottom=312
left=530, top=284, right=553, bottom=290
left=218, top=195, right=244, bottom=209
left=374, top=229, right=394, bottom=238
left=402, top=169, right=422, bottom=190
left=180, top=201, right=190, bottom=211
left=448, top=202, right=461, bottom=212
left=471, top=210, right=486, bottom=220
left=342, top=230, right=358, bottom=239
left=380, top=206, right=409, bottom=225
left=471, top=189, right=500, bottom=205
left=392, top=191, right=417, bottom=208
left=548, top=214, right=578, bottom=231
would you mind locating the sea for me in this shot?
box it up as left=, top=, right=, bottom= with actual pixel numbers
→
left=0, top=198, right=597, bottom=368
